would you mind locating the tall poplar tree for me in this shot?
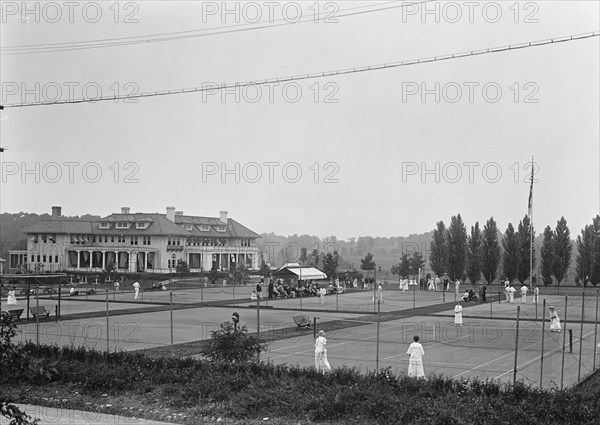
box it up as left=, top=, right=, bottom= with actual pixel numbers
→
left=502, top=223, right=519, bottom=283
left=466, top=222, right=482, bottom=285
left=447, top=214, right=468, bottom=281
left=429, top=221, right=448, bottom=276
left=481, top=217, right=501, bottom=284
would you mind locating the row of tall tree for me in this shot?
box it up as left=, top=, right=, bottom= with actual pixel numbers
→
left=428, top=214, right=600, bottom=286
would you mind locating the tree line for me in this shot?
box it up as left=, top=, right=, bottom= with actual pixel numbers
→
left=426, top=214, right=600, bottom=287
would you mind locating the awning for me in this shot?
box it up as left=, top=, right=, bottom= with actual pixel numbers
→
left=287, top=267, right=327, bottom=280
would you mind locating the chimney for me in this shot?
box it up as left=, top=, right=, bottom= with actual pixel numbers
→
left=121, top=207, right=130, bottom=214
left=51, top=206, right=62, bottom=218
left=175, top=211, right=184, bottom=216
left=166, top=206, right=176, bottom=222
left=220, top=211, right=228, bottom=223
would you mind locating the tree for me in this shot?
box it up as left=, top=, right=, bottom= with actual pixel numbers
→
left=466, top=222, right=482, bottom=285
left=259, top=259, right=271, bottom=278
left=231, top=263, right=249, bottom=286
left=410, top=252, right=425, bottom=277
left=429, top=221, right=448, bottom=276
left=300, top=247, right=308, bottom=266
left=576, top=224, right=595, bottom=286
left=391, top=254, right=411, bottom=278
left=360, top=253, right=376, bottom=271
left=310, top=249, right=320, bottom=267
left=323, top=251, right=339, bottom=278
left=176, top=260, right=190, bottom=274
left=577, top=215, right=600, bottom=286
left=502, top=223, right=519, bottom=283
left=199, top=321, right=267, bottom=364
left=540, top=226, right=554, bottom=286
left=481, top=217, right=501, bottom=284
left=552, top=217, right=572, bottom=286
left=516, top=215, right=536, bottom=284
left=447, top=214, right=468, bottom=281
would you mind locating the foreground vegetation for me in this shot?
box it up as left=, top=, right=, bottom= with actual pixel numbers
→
left=2, top=339, right=600, bottom=424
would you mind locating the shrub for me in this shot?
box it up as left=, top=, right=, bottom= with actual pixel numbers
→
left=199, top=322, right=267, bottom=364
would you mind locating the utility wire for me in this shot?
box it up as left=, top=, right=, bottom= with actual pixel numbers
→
left=1, top=0, right=432, bottom=55
left=1, top=31, right=597, bottom=109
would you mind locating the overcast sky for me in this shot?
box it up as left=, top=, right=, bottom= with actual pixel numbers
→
left=1, top=1, right=598, bottom=240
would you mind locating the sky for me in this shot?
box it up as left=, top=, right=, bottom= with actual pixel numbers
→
left=1, top=0, right=598, bottom=240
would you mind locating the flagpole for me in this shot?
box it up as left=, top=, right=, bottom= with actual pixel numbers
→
left=529, top=157, right=534, bottom=289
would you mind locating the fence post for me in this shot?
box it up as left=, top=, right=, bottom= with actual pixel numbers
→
left=560, top=295, right=568, bottom=390
left=490, top=300, right=493, bottom=318
left=513, top=306, right=520, bottom=384
left=578, top=292, right=585, bottom=382
left=376, top=300, right=381, bottom=371
left=106, top=288, right=110, bottom=353
left=594, top=289, right=599, bottom=371
left=35, top=283, right=39, bottom=346
left=170, top=290, right=174, bottom=356
left=539, top=299, right=546, bottom=388
left=256, top=297, right=260, bottom=363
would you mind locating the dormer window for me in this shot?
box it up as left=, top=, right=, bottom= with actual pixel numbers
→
left=136, top=222, right=147, bottom=229
left=216, top=226, right=226, bottom=232
left=200, top=225, right=210, bottom=232
left=183, top=224, right=193, bottom=231
left=116, top=222, right=129, bottom=229
left=99, top=222, right=109, bottom=229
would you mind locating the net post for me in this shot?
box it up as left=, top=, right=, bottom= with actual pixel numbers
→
left=540, top=298, right=546, bottom=388
left=569, top=329, right=572, bottom=353
left=513, top=305, right=520, bottom=385
left=578, top=292, right=585, bottom=382
left=35, top=282, right=39, bottom=346
left=560, top=295, right=568, bottom=390
left=170, top=290, right=174, bottom=356
left=490, top=299, right=493, bottom=318
left=256, top=297, right=261, bottom=363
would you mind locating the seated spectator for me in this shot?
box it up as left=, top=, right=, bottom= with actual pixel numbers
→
left=250, top=290, right=258, bottom=301
left=69, top=287, right=79, bottom=296
left=462, top=290, right=469, bottom=302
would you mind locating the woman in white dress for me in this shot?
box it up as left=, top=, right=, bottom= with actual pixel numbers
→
left=314, top=330, right=332, bottom=373
left=7, top=287, right=18, bottom=305
left=549, top=306, right=561, bottom=332
left=406, top=335, right=425, bottom=377
left=454, top=302, right=463, bottom=326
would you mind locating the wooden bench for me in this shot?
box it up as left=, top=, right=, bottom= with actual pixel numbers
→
left=6, top=309, right=24, bottom=321
left=293, top=314, right=311, bottom=329
left=30, top=306, right=50, bottom=320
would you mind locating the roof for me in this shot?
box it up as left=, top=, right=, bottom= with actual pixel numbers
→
left=272, top=265, right=328, bottom=280
left=22, top=211, right=260, bottom=238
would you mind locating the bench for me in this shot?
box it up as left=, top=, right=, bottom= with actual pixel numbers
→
left=293, top=315, right=311, bottom=329
left=7, top=309, right=24, bottom=321
left=30, top=306, right=50, bottom=320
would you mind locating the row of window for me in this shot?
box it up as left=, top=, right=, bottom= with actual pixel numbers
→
left=100, top=222, right=149, bottom=230
left=31, top=255, right=60, bottom=263
left=68, top=235, right=152, bottom=245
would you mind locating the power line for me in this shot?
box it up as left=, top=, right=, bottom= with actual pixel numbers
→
left=1, top=1, right=432, bottom=56
left=1, top=31, right=597, bottom=109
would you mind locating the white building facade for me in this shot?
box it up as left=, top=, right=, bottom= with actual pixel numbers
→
left=9, top=206, right=260, bottom=274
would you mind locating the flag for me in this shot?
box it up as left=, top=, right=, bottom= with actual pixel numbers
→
left=527, top=159, right=534, bottom=219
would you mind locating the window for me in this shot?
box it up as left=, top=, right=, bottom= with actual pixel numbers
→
left=136, top=222, right=147, bottom=229
left=55, top=255, right=58, bottom=263
left=42, top=234, right=47, bottom=243
left=200, top=225, right=210, bottom=231
left=31, top=255, right=35, bottom=262
left=183, top=224, right=193, bottom=231
left=99, top=222, right=109, bottom=229
left=48, top=256, right=52, bottom=263
left=143, top=236, right=151, bottom=245
left=43, top=255, right=47, bottom=262
left=111, top=235, right=115, bottom=243
left=216, top=226, right=226, bottom=232
left=116, top=222, right=128, bottom=229
left=92, top=235, right=96, bottom=243
left=37, top=255, right=40, bottom=262
left=118, top=235, right=125, bottom=243
left=130, top=236, right=138, bottom=245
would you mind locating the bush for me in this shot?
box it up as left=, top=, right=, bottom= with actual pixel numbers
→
left=199, top=322, right=267, bottom=364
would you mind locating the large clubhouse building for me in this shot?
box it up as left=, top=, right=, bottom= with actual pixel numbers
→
left=8, top=206, right=261, bottom=274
